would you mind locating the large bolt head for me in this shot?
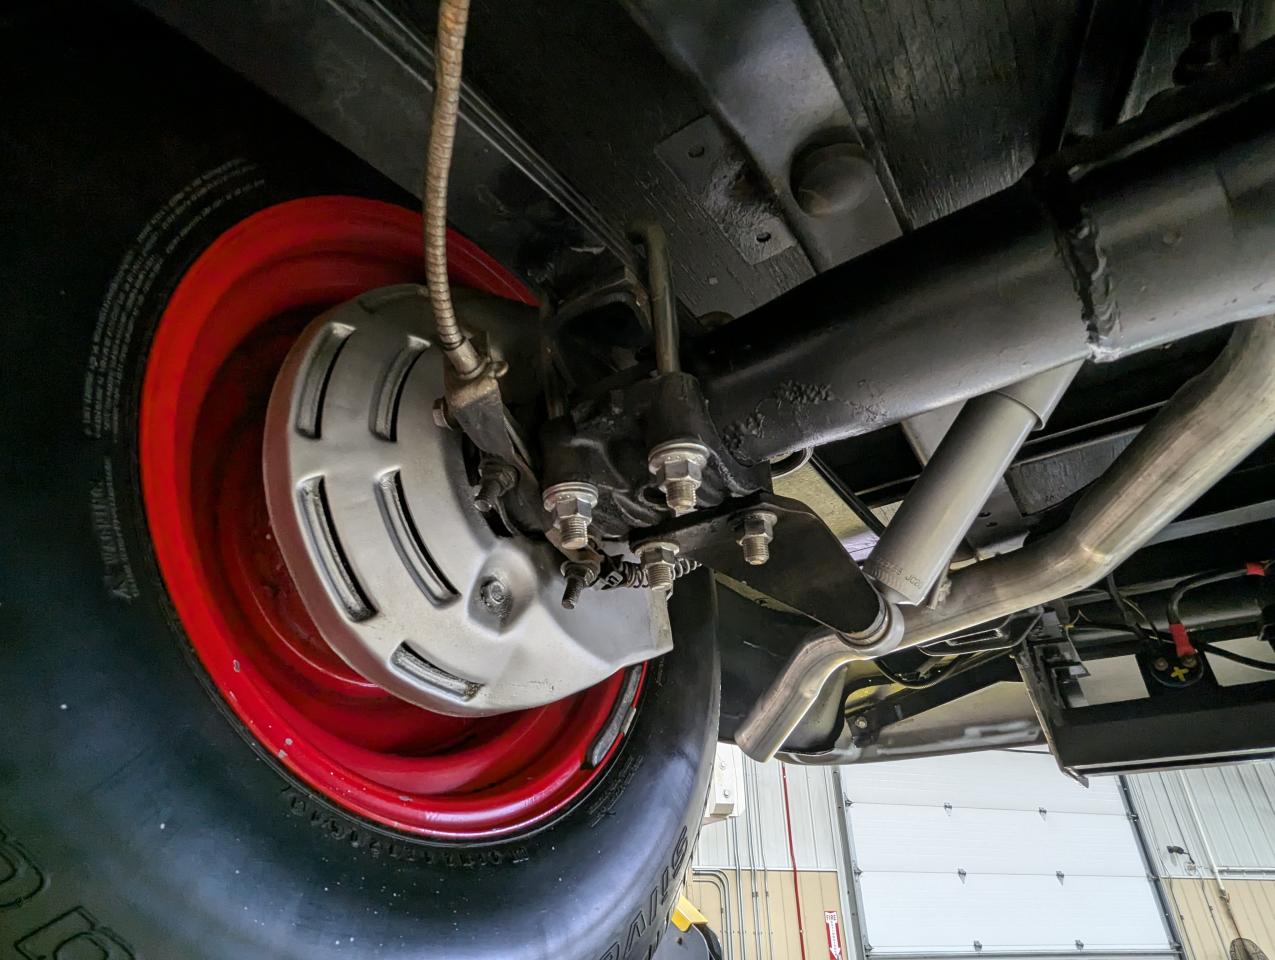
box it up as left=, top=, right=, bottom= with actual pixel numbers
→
left=736, top=510, right=777, bottom=566
left=478, top=576, right=510, bottom=616
left=790, top=142, right=877, bottom=218
left=640, top=541, right=679, bottom=594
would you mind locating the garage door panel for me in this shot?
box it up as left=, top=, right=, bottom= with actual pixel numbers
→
left=858, top=872, right=1173, bottom=953
left=849, top=805, right=1147, bottom=876
left=841, top=751, right=1124, bottom=815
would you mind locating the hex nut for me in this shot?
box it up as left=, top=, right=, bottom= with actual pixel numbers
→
left=559, top=560, right=597, bottom=610
left=542, top=481, right=599, bottom=551
left=655, top=456, right=704, bottom=485
left=648, top=440, right=710, bottom=516
left=479, top=576, right=509, bottom=615
left=640, top=541, right=679, bottom=594
left=474, top=460, right=518, bottom=513
left=736, top=510, right=777, bottom=566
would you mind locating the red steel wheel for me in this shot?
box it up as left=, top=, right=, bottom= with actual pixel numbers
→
left=139, top=196, right=638, bottom=840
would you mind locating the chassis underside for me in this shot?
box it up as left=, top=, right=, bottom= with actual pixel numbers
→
left=134, top=0, right=1275, bottom=779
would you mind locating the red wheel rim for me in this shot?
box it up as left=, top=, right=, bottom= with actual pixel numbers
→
left=140, top=196, right=638, bottom=840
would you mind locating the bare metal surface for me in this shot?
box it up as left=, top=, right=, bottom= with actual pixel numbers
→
left=901, top=316, right=1275, bottom=648
left=264, top=285, right=664, bottom=716
left=864, top=362, right=1079, bottom=605
left=737, top=316, right=1275, bottom=762
left=735, top=605, right=903, bottom=763
left=901, top=403, right=1027, bottom=559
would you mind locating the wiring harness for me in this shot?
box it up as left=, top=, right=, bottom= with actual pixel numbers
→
left=1073, top=561, right=1275, bottom=672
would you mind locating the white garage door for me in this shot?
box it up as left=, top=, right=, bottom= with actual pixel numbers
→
left=839, top=750, right=1178, bottom=958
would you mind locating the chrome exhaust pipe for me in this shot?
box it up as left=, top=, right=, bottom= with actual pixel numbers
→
left=737, top=317, right=1275, bottom=762
left=901, top=316, right=1275, bottom=648
left=734, top=611, right=903, bottom=764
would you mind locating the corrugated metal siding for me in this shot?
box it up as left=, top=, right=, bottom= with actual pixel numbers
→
left=697, top=761, right=842, bottom=871
left=1161, top=878, right=1275, bottom=960
left=1127, top=762, right=1275, bottom=878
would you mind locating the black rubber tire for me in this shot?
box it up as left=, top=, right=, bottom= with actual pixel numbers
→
left=0, top=4, right=719, bottom=959
left=699, top=925, right=726, bottom=960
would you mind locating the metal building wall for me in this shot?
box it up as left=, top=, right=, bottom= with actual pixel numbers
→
left=695, top=750, right=1179, bottom=960
left=1158, top=879, right=1275, bottom=960
left=695, top=759, right=856, bottom=960
left=1126, top=761, right=1275, bottom=960
left=688, top=869, right=849, bottom=960
left=696, top=760, right=843, bottom=872
left=1126, top=763, right=1275, bottom=878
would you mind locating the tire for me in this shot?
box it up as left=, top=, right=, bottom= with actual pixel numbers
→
left=0, top=4, right=719, bottom=959
left=700, top=925, right=726, bottom=960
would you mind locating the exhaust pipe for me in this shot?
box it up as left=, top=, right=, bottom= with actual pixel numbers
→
left=737, top=317, right=1275, bottom=762
left=900, top=316, right=1275, bottom=647
left=695, top=47, right=1275, bottom=465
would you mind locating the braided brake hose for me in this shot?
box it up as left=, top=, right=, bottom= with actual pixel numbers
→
left=424, top=0, right=482, bottom=376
